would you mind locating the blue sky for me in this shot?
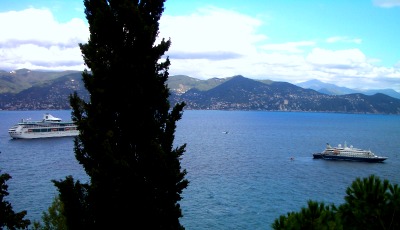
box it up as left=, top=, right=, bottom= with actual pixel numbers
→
left=0, top=0, right=399, bottom=91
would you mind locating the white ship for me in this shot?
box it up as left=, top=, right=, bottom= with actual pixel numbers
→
left=313, top=143, right=388, bottom=163
left=8, top=113, right=78, bottom=139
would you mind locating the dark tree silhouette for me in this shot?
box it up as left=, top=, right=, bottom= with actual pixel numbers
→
left=273, top=175, right=400, bottom=230
left=53, top=0, right=188, bottom=229
left=0, top=172, right=30, bottom=229
left=272, top=200, right=339, bottom=230
left=339, top=175, right=400, bottom=230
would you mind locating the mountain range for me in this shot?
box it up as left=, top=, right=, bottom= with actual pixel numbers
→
left=296, top=79, right=400, bottom=99
left=169, top=75, right=400, bottom=114
left=0, top=70, right=88, bottom=110
left=1, top=69, right=399, bottom=114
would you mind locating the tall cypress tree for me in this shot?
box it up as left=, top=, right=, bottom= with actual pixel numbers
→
left=0, top=172, right=31, bottom=229
left=53, top=0, right=188, bottom=229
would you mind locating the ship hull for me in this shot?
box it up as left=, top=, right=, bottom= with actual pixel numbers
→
left=9, top=130, right=78, bottom=139
left=319, top=154, right=387, bottom=163
left=312, top=153, right=323, bottom=159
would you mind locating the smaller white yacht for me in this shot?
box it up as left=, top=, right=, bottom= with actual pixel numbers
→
left=313, top=142, right=388, bottom=163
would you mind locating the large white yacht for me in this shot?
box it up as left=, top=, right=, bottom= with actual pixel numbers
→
left=8, top=113, right=78, bottom=139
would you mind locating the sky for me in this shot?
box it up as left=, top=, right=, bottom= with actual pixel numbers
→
left=0, top=0, right=400, bottom=91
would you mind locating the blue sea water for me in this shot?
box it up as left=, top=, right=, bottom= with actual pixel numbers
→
left=0, top=110, right=399, bottom=229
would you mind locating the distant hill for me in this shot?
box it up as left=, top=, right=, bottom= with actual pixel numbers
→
left=0, top=72, right=89, bottom=110
left=0, top=68, right=80, bottom=94
left=169, top=76, right=400, bottom=114
left=167, top=75, right=229, bottom=94
left=1, top=70, right=400, bottom=114
left=297, top=79, right=400, bottom=99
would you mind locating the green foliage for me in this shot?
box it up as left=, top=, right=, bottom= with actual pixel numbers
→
left=0, top=172, right=31, bottom=229
left=272, top=200, right=340, bottom=230
left=52, top=176, right=89, bottom=229
left=338, top=175, right=400, bottom=230
left=272, top=175, right=400, bottom=230
left=32, top=196, right=67, bottom=230
left=54, top=0, right=188, bottom=229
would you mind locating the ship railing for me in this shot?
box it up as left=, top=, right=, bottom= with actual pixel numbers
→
left=339, top=151, right=375, bottom=158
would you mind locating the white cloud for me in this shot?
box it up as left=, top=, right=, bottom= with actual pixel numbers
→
left=0, top=8, right=88, bottom=71
left=305, top=48, right=400, bottom=89
left=373, top=0, right=400, bottom=8
left=326, top=36, right=362, bottom=44
left=306, top=48, right=367, bottom=68
left=261, top=41, right=316, bottom=53
left=159, top=6, right=266, bottom=59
